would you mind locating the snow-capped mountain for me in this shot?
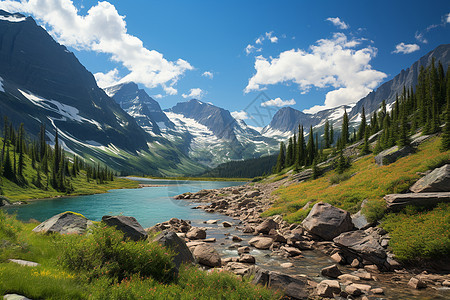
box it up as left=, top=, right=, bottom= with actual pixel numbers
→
left=0, top=10, right=204, bottom=176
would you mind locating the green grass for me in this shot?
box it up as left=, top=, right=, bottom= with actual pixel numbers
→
left=381, top=203, right=450, bottom=262
left=0, top=211, right=279, bottom=299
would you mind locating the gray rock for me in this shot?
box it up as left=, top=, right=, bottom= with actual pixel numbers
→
left=255, top=219, right=278, bottom=234
left=374, top=145, right=413, bottom=166
left=33, top=212, right=93, bottom=235
left=345, top=284, right=363, bottom=296
left=222, top=221, right=232, bottom=228
left=252, top=269, right=309, bottom=299
left=301, top=202, right=354, bottom=240
left=242, top=225, right=254, bottom=233
left=351, top=210, right=372, bottom=230
left=248, top=236, right=273, bottom=249
left=192, top=244, right=221, bottom=268
left=410, top=164, right=450, bottom=193
left=3, top=294, right=32, bottom=300
left=153, top=231, right=194, bottom=271
left=321, top=264, right=342, bottom=278
left=385, top=192, right=450, bottom=212
left=102, top=215, right=147, bottom=241
left=408, top=277, right=427, bottom=289
left=239, top=254, right=256, bottom=264
left=317, top=280, right=341, bottom=298
left=186, top=227, right=207, bottom=240
left=238, top=246, right=250, bottom=254
left=0, top=196, right=11, bottom=207
left=8, top=259, right=39, bottom=267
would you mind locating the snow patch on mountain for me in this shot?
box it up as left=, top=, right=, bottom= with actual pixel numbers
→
left=0, top=76, right=4, bottom=93
left=0, top=15, right=26, bottom=22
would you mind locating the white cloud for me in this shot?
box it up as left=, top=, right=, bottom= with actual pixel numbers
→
left=94, top=68, right=120, bottom=88
left=245, top=44, right=261, bottom=55
left=202, top=71, right=213, bottom=79
left=245, top=33, right=387, bottom=113
left=255, top=37, right=263, bottom=45
left=415, top=31, right=428, bottom=44
left=0, top=0, right=193, bottom=95
left=182, top=88, right=204, bottom=99
left=326, top=17, right=349, bottom=29
left=231, top=110, right=249, bottom=120
left=152, top=94, right=163, bottom=99
left=261, top=97, right=296, bottom=107
left=392, top=43, right=420, bottom=54
left=265, top=31, right=278, bottom=43
left=447, top=13, right=450, bottom=23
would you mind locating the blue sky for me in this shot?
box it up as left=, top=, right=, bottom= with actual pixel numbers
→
left=0, top=0, right=449, bottom=126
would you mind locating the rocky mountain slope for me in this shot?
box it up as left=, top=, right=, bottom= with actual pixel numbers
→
left=0, top=10, right=203, bottom=176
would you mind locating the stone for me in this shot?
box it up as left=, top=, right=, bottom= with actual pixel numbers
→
left=345, top=284, right=363, bottom=296
left=351, top=210, right=372, bottom=230
left=351, top=258, right=361, bottom=268
left=103, top=215, right=149, bottom=241
left=408, top=277, right=427, bottom=289
left=222, top=221, right=232, bottom=228
left=192, top=244, right=221, bottom=268
left=33, top=212, right=93, bottom=235
left=205, top=219, right=218, bottom=224
left=355, top=269, right=372, bottom=280
left=385, top=192, right=450, bottom=212
left=3, top=295, right=32, bottom=300
left=317, top=280, right=341, bottom=298
left=350, top=283, right=371, bottom=292
left=0, top=196, right=11, bottom=207
left=238, top=246, right=250, bottom=254
left=321, top=264, right=342, bottom=278
left=301, top=202, right=354, bottom=240
left=239, top=254, right=256, bottom=264
left=280, top=262, right=294, bottom=268
left=248, top=237, right=273, bottom=249
left=231, top=235, right=242, bottom=242
left=252, top=269, right=309, bottom=299
left=8, top=259, right=39, bottom=267
left=186, top=227, right=207, bottom=240
left=371, top=288, right=384, bottom=294
left=255, top=219, right=278, bottom=234
left=244, top=191, right=260, bottom=198
left=242, top=225, right=254, bottom=233
left=330, top=252, right=345, bottom=264
left=338, top=274, right=360, bottom=282
left=281, top=246, right=302, bottom=257
left=374, top=145, right=413, bottom=166
left=333, top=230, right=386, bottom=266
left=203, top=238, right=216, bottom=243
left=442, top=280, right=450, bottom=287
left=410, top=164, right=450, bottom=193
left=153, top=231, right=194, bottom=271
left=223, top=262, right=254, bottom=276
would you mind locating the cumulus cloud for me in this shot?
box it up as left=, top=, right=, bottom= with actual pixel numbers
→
left=0, top=0, right=193, bottom=95
left=265, top=31, right=278, bottom=43
left=261, top=97, right=296, bottom=107
left=182, top=88, right=204, bottom=99
left=326, top=17, right=349, bottom=29
left=392, top=43, right=420, bottom=54
left=94, top=68, right=120, bottom=88
left=245, top=44, right=261, bottom=55
left=202, top=71, right=213, bottom=79
left=231, top=110, right=249, bottom=120
left=245, top=33, right=387, bottom=113
left=152, top=94, right=163, bottom=99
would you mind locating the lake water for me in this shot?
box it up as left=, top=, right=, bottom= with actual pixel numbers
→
left=4, top=178, right=244, bottom=227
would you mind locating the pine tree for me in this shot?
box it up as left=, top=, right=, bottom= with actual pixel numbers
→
left=17, top=123, right=25, bottom=178
left=2, top=146, right=14, bottom=181
left=324, top=120, right=330, bottom=148
left=286, top=137, right=294, bottom=166
left=336, top=151, right=347, bottom=174
left=330, top=125, right=334, bottom=146
left=275, top=142, right=286, bottom=173
left=297, top=125, right=305, bottom=166
left=341, top=109, right=349, bottom=147
left=357, top=106, right=366, bottom=140
left=305, top=126, right=315, bottom=166
left=441, top=68, right=450, bottom=151
left=361, top=129, right=370, bottom=156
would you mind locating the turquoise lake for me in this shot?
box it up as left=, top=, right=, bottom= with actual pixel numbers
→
left=4, top=178, right=244, bottom=228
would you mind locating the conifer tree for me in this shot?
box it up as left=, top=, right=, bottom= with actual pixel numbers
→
left=341, top=109, right=349, bottom=147
left=286, top=137, right=294, bottom=166
left=361, top=129, right=370, bottom=156
left=330, top=125, right=334, bottom=146
left=297, top=125, right=305, bottom=166
left=357, top=106, right=366, bottom=140
left=305, top=126, right=315, bottom=166
left=324, top=120, right=330, bottom=148
left=275, top=142, right=286, bottom=173
left=441, top=69, right=450, bottom=151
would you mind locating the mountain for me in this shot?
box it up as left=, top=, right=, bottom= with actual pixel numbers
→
left=0, top=10, right=204, bottom=176
left=105, top=82, right=174, bottom=135
left=349, top=44, right=450, bottom=119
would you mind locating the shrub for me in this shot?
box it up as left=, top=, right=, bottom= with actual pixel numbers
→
left=329, top=172, right=351, bottom=185
left=362, top=198, right=387, bottom=223
left=59, top=223, right=175, bottom=283
left=381, top=203, right=450, bottom=261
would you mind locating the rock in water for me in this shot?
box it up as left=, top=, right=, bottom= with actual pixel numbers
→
left=321, top=264, right=342, bottom=278
left=102, top=215, right=148, bottom=241
left=255, top=219, right=278, bottom=234
left=186, top=227, right=207, bottom=240
left=33, top=211, right=93, bottom=235
left=301, top=202, right=354, bottom=240
left=248, top=237, right=273, bottom=249
left=154, top=231, right=194, bottom=271
left=252, top=269, right=309, bottom=299
left=192, top=244, right=221, bottom=267
left=410, top=164, right=450, bottom=193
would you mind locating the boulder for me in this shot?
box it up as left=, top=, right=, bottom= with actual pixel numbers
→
left=239, top=254, right=256, bottom=264
left=222, top=221, right=232, bottom=228
left=321, top=264, right=342, bottom=278
left=349, top=283, right=372, bottom=292
left=242, top=225, right=254, bottom=233
left=33, top=212, right=93, bottom=235
left=316, top=280, right=341, bottom=298
left=374, top=145, right=413, bottom=166
left=244, top=191, right=260, bottom=198
left=192, top=244, right=221, bottom=268
left=301, top=202, right=354, bottom=240
left=281, top=246, right=302, bottom=257
left=223, top=262, right=255, bottom=276
left=410, top=164, right=450, bottom=193
left=384, top=192, right=450, bottom=212
left=333, top=230, right=386, bottom=267
left=186, top=227, right=207, bottom=240
left=345, top=284, right=363, bottom=297
left=252, top=269, right=309, bottom=299
left=255, top=219, right=278, bottom=234
left=0, top=196, right=11, bottom=207
left=153, top=231, right=194, bottom=271
left=408, top=277, right=427, bottom=289
left=238, top=246, right=250, bottom=254
left=102, top=215, right=147, bottom=241
left=351, top=210, right=372, bottom=230
left=248, top=237, right=273, bottom=249
left=8, top=259, right=39, bottom=267
left=3, top=295, right=32, bottom=300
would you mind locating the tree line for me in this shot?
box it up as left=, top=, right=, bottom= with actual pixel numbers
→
left=274, top=58, right=450, bottom=174
left=0, top=119, right=115, bottom=194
